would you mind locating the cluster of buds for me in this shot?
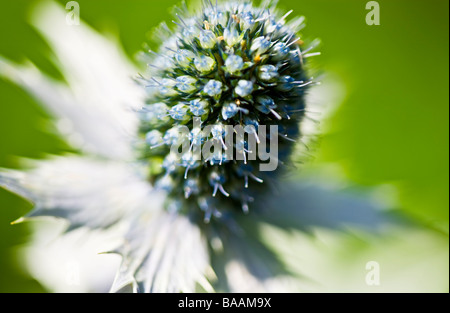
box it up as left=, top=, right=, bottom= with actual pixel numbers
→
left=138, top=0, right=313, bottom=222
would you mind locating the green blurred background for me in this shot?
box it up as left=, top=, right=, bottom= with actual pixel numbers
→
left=0, top=0, right=448, bottom=292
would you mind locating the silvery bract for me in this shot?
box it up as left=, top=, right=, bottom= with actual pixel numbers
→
left=0, top=0, right=322, bottom=292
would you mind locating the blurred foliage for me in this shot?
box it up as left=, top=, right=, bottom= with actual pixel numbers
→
left=301, top=0, right=449, bottom=233
left=0, top=0, right=448, bottom=292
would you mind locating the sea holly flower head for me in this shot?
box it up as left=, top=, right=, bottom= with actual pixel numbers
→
left=0, top=0, right=319, bottom=293
left=141, top=0, right=313, bottom=221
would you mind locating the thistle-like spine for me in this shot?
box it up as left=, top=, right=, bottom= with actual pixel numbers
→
left=139, top=0, right=314, bottom=222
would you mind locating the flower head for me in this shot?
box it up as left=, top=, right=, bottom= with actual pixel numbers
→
left=0, top=0, right=318, bottom=293
left=141, top=0, right=311, bottom=222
